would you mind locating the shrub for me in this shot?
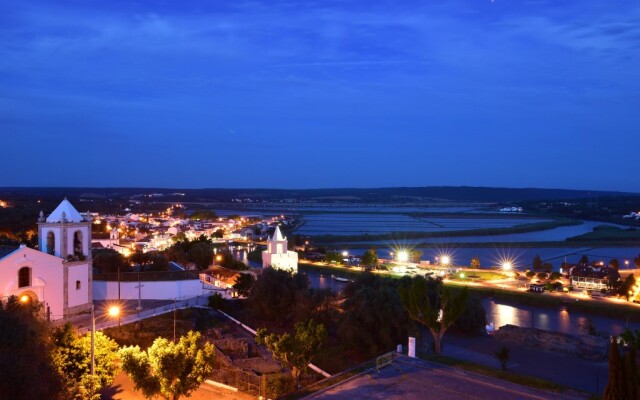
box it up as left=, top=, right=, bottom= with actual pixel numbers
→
left=537, top=272, right=548, bottom=280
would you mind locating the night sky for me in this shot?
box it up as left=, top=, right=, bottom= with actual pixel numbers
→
left=1, top=1, right=639, bottom=190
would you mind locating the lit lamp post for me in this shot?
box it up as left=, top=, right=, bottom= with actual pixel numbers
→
left=91, top=305, right=120, bottom=396
left=625, top=260, right=630, bottom=270
left=441, top=256, right=450, bottom=267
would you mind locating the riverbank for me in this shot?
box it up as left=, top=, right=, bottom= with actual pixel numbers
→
left=452, top=283, right=640, bottom=323
left=310, top=218, right=581, bottom=243
left=298, top=261, right=640, bottom=323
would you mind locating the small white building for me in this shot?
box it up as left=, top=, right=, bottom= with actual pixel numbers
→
left=262, top=226, right=298, bottom=273
left=0, top=198, right=93, bottom=320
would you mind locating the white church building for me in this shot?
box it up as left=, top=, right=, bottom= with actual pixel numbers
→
left=261, top=226, right=298, bottom=273
left=0, top=198, right=93, bottom=320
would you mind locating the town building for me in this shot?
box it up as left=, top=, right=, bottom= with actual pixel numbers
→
left=261, top=226, right=298, bottom=273
left=0, top=198, right=93, bottom=320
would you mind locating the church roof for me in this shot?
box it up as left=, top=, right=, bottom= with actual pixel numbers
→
left=271, top=225, right=285, bottom=241
left=46, top=198, right=85, bottom=223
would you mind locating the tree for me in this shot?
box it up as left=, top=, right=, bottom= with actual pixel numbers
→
left=604, top=338, right=624, bottom=400
left=635, top=255, right=640, bottom=269
left=579, top=255, right=589, bottom=266
left=211, top=229, right=224, bottom=239
left=119, top=331, right=216, bottom=400
left=409, top=249, right=423, bottom=263
left=256, top=320, right=327, bottom=387
left=495, top=346, right=510, bottom=371
left=248, top=268, right=309, bottom=326
left=525, top=271, right=536, bottom=279
left=233, top=273, right=255, bottom=298
left=0, top=296, right=63, bottom=399
left=324, top=252, right=343, bottom=264
left=455, top=297, right=487, bottom=335
left=338, top=277, right=410, bottom=355
left=470, top=257, right=481, bottom=269
left=187, top=242, right=213, bottom=270
left=398, top=276, right=468, bottom=355
left=610, top=259, right=620, bottom=270
left=618, top=274, right=636, bottom=300
left=361, top=248, right=379, bottom=267
left=542, top=262, right=553, bottom=273
left=52, top=323, right=119, bottom=400
left=92, top=249, right=129, bottom=274
left=532, top=255, right=542, bottom=272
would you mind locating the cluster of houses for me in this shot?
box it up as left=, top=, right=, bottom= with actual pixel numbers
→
left=0, top=198, right=302, bottom=321
left=91, top=207, right=295, bottom=257
left=623, top=211, right=640, bottom=221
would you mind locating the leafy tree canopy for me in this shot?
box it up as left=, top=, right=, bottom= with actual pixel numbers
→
left=119, top=331, right=216, bottom=400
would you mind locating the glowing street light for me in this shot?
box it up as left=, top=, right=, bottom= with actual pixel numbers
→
left=342, top=251, right=348, bottom=257
left=441, top=256, right=450, bottom=266
left=20, top=294, right=30, bottom=303
left=502, top=262, right=512, bottom=271
left=397, top=251, right=409, bottom=262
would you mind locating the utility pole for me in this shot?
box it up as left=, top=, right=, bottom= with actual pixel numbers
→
left=173, top=298, right=177, bottom=343
left=135, top=274, right=144, bottom=311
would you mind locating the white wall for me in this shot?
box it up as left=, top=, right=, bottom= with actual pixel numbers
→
left=0, top=248, right=65, bottom=320
left=67, top=263, right=90, bottom=308
left=93, top=279, right=209, bottom=301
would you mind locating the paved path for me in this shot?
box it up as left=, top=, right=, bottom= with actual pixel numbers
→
left=305, top=355, right=587, bottom=400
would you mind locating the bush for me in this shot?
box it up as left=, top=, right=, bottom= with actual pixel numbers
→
left=264, top=373, right=295, bottom=398
left=525, top=271, right=536, bottom=279
left=549, top=271, right=561, bottom=281
left=537, top=272, right=548, bottom=280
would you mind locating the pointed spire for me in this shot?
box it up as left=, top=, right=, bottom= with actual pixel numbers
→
left=272, top=225, right=285, bottom=241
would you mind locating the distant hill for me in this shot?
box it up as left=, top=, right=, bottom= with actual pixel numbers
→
left=0, top=186, right=636, bottom=204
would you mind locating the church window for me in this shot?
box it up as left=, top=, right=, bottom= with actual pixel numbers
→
left=18, top=267, right=31, bottom=288
left=73, top=231, right=83, bottom=256
left=46, top=231, right=55, bottom=255
left=76, top=280, right=81, bottom=290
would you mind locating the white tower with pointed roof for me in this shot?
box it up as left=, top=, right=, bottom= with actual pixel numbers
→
left=36, top=197, right=93, bottom=317
left=262, top=225, right=298, bottom=272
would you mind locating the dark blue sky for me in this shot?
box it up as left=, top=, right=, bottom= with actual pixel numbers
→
left=1, top=0, right=639, bottom=190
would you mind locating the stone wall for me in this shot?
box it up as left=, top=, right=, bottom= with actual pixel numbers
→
left=495, top=324, right=609, bottom=361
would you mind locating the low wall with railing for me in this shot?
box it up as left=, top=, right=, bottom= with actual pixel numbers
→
left=93, top=279, right=209, bottom=301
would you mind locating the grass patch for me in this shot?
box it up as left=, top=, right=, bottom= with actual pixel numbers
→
left=423, top=354, right=569, bottom=393
left=451, top=270, right=507, bottom=281
left=567, top=225, right=640, bottom=242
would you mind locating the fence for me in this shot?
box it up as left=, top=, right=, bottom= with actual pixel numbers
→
left=77, top=295, right=210, bottom=334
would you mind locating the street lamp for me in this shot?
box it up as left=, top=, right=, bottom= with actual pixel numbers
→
left=502, top=262, right=512, bottom=271
left=91, top=304, right=120, bottom=396
left=441, top=256, right=450, bottom=266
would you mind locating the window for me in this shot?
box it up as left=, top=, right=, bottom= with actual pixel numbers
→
left=18, top=267, right=31, bottom=288
left=46, top=231, right=55, bottom=255
left=76, top=280, right=81, bottom=290
left=73, top=231, right=83, bottom=256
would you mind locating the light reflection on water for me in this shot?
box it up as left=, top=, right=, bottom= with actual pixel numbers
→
left=483, top=299, right=639, bottom=336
